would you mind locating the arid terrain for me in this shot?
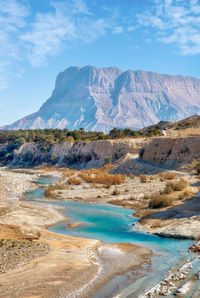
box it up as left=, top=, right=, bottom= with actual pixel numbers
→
left=0, top=116, right=200, bottom=297
left=0, top=168, right=152, bottom=298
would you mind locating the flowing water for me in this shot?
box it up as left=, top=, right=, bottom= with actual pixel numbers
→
left=25, top=175, right=200, bottom=297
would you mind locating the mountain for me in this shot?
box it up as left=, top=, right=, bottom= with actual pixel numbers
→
left=3, top=65, right=200, bottom=132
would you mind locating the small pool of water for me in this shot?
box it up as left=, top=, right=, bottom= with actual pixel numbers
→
left=25, top=175, right=198, bottom=297
left=25, top=176, right=58, bottom=200
left=49, top=200, right=190, bottom=254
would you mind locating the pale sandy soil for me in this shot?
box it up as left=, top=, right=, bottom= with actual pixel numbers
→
left=166, top=126, right=200, bottom=138
left=0, top=168, right=152, bottom=298
left=41, top=164, right=200, bottom=239
left=42, top=170, right=168, bottom=210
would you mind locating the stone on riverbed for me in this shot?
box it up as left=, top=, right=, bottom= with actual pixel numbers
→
left=174, top=281, right=192, bottom=296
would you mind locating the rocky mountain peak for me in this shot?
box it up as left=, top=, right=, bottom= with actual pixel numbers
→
left=3, top=66, right=200, bottom=132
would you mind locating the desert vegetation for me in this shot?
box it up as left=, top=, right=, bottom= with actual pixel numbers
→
left=67, top=177, right=82, bottom=185
left=80, top=173, right=122, bottom=185
left=139, top=174, right=148, bottom=183
left=148, top=178, right=189, bottom=209
left=165, top=178, right=188, bottom=192
left=78, top=167, right=123, bottom=186
left=44, top=184, right=66, bottom=199
left=148, top=194, right=173, bottom=208
left=0, top=126, right=162, bottom=166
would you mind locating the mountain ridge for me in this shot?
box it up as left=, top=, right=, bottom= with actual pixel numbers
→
left=3, top=65, right=200, bottom=132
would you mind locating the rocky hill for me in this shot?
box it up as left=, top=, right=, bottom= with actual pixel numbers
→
left=139, top=135, right=200, bottom=169
left=3, top=66, right=200, bottom=132
left=11, top=138, right=147, bottom=168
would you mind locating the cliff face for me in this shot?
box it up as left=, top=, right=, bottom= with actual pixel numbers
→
left=3, top=65, right=200, bottom=132
left=140, top=137, right=200, bottom=168
left=12, top=138, right=148, bottom=168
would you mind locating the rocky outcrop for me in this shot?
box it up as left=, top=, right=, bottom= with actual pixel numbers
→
left=13, top=143, right=45, bottom=166
left=139, top=136, right=200, bottom=168
left=12, top=138, right=148, bottom=168
left=3, top=65, right=200, bottom=132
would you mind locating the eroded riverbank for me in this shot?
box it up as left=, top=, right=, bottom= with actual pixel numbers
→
left=0, top=168, right=153, bottom=297
left=25, top=171, right=200, bottom=297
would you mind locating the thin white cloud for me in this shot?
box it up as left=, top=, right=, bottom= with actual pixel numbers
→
left=1, top=0, right=199, bottom=92
left=0, top=0, right=29, bottom=89
left=0, top=0, right=118, bottom=86
left=137, top=0, right=200, bottom=55
left=20, top=0, right=112, bottom=66
left=112, top=26, right=124, bottom=34
left=127, top=26, right=136, bottom=32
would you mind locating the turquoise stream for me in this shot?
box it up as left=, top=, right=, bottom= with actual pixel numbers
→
left=25, top=176, right=198, bottom=297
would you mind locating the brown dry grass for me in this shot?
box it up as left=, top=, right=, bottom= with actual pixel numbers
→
left=166, top=178, right=188, bottom=191
left=159, top=178, right=189, bottom=196
left=178, top=190, right=193, bottom=200
left=149, top=194, right=173, bottom=208
left=163, top=172, right=176, bottom=180
left=44, top=184, right=66, bottom=198
left=59, top=168, right=77, bottom=182
left=78, top=167, right=122, bottom=186
left=67, top=177, right=82, bottom=185
left=111, top=187, right=120, bottom=195
left=150, top=219, right=164, bottom=228
left=159, top=172, right=176, bottom=180
left=139, top=175, right=148, bottom=183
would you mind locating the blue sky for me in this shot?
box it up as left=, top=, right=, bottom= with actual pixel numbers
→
left=0, top=0, right=200, bottom=126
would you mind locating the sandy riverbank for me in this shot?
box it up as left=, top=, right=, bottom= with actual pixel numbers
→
left=39, top=165, right=200, bottom=240
left=0, top=168, right=153, bottom=297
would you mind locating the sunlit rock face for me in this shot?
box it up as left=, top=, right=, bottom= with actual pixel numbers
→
left=4, top=65, right=200, bottom=132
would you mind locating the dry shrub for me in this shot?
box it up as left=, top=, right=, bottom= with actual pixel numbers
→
left=105, top=184, right=111, bottom=189
left=96, top=174, right=122, bottom=185
left=59, top=169, right=77, bottom=182
left=112, top=187, right=120, bottom=195
left=150, top=176, right=155, bottom=181
left=140, top=175, right=148, bottom=183
left=91, top=183, right=97, bottom=188
left=122, top=174, right=128, bottom=182
left=100, top=163, right=115, bottom=172
left=195, top=162, right=200, bottom=175
left=78, top=170, right=122, bottom=185
left=129, top=174, right=135, bottom=179
left=164, top=172, right=176, bottom=180
left=34, top=164, right=55, bottom=170
left=166, top=178, right=188, bottom=191
left=45, top=184, right=66, bottom=198
left=129, top=195, right=136, bottom=201
left=178, top=191, right=192, bottom=200
left=160, top=184, right=173, bottom=195
left=77, top=166, right=122, bottom=186
left=67, top=177, right=82, bottom=185
left=143, top=194, right=150, bottom=200
left=150, top=220, right=163, bottom=228
left=149, top=194, right=173, bottom=208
